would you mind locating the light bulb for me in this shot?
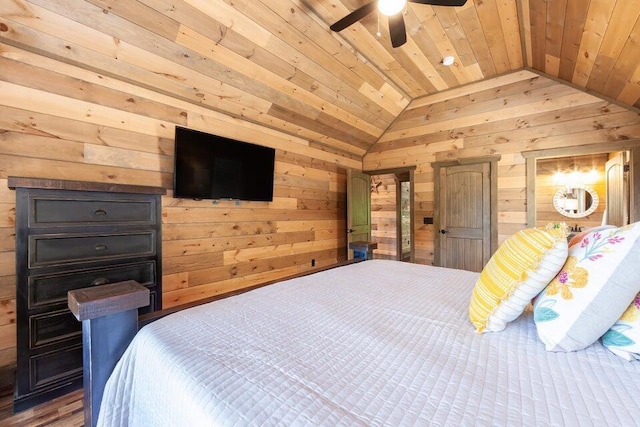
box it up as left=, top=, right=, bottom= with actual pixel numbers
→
left=378, top=0, right=406, bottom=16
left=552, top=172, right=565, bottom=186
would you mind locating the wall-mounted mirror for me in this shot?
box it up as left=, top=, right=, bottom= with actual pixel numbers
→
left=552, top=185, right=599, bottom=218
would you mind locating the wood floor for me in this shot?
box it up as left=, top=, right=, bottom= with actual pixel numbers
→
left=0, top=389, right=83, bottom=427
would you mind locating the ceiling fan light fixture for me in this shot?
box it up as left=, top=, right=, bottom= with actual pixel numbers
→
left=330, top=0, right=466, bottom=48
left=378, top=0, right=407, bottom=16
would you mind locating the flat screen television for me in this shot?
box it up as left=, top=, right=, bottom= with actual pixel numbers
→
left=173, top=126, right=275, bottom=201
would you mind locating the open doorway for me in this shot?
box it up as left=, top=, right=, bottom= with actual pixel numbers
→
left=524, top=142, right=640, bottom=228
left=400, top=180, right=411, bottom=261
left=366, top=167, right=415, bottom=262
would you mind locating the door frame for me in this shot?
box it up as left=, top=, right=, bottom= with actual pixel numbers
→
left=605, top=152, right=628, bottom=226
left=523, top=141, right=640, bottom=227
left=432, top=156, right=499, bottom=268
left=364, top=166, right=416, bottom=262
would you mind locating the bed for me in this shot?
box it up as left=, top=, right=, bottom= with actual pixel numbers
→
left=97, top=260, right=640, bottom=426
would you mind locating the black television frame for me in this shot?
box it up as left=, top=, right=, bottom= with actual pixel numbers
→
left=173, top=126, right=275, bottom=202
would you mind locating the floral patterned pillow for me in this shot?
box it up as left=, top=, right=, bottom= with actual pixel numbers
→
left=602, top=293, right=640, bottom=361
left=568, top=225, right=616, bottom=247
left=534, top=222, right=640, bottom=352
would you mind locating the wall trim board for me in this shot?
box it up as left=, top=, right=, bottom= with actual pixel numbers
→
left=363, top=165, right=417, bottom=175
left=431, top=155, right=502, bottom=169
left=521, top=140, right=640, bottom=159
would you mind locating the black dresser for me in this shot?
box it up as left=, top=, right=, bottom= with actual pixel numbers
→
left=8, top=177, right=164, bottom=411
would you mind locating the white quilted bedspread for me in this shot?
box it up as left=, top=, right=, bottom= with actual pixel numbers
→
left=98, top=260, right=640, bottom=426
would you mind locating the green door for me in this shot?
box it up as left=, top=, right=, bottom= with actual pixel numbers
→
left=347, top=169, right=371, bottom=260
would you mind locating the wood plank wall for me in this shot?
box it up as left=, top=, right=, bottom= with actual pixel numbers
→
left=0, top=46, right=355, bottom=377
left=370, top=174, right=398, bottom=260
left=363, top=70, right=640, bottom=265
left=535, top=154, right=607, bottom=229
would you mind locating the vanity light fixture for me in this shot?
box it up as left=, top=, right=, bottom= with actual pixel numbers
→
left=553, top=169, right=599, bottom=188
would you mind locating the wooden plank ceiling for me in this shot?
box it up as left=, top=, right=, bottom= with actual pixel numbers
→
left=1, top=0, right=638, bottom=160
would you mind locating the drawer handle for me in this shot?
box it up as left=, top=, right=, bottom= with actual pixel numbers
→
left=92, top=277, right=110, bottom=286
left=93, top=209, right=108, bottom=216
left=93, top=244, right=108, bottom=251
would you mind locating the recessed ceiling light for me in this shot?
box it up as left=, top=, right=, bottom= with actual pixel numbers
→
left=442, top=56, right=455, bottom=66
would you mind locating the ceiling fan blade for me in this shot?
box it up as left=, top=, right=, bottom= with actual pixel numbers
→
left=409, top=0, right=468, bottom=6
left=330, top=2, right=378, bottom=32
left=388, top=14, right=407, bottom=48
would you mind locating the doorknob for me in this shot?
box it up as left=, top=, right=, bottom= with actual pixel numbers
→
left=347, top=228, right=355, bottom=233
left=440, top=229, right=449, bottom=234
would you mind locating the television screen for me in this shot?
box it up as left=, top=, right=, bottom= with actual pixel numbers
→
left=173, top=126, right=275, bottom=201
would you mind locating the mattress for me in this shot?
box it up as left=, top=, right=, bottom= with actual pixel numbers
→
left=98, top=260, right=640, bottom=426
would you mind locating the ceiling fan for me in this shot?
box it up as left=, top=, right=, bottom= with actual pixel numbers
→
left=330, top=0, right=468, bottom=48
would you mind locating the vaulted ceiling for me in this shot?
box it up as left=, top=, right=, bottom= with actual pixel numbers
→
left=1, top=0, right=639, bottom=159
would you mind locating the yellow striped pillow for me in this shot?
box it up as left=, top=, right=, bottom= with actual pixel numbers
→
left=469, top=223, right=568, bottom=333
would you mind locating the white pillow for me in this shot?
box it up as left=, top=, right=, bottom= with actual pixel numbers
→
left=602, top=293, right=640, bottom=361
left=534, top=222, right=640, bottom=352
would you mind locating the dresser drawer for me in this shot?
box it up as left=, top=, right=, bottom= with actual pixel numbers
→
left=29, top=309, right=81, bottom=349
left=139, top=289, right=158, bottom=315
left=29, top=231, right=156, bottom=268
left=28, top=261, right=156, bottom=309
left=29, top=344, right=83, bottom=390
left=29, top=193, right=157, bottom=227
